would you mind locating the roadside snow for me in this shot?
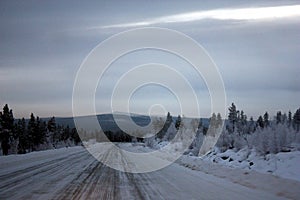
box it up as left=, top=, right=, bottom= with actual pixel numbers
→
left=201, top=148, right=300, bottom=182
left=121, top=143, right=300, bottom=200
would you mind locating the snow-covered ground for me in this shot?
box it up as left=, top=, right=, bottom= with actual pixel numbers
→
left=146, top=137, right=300, bottom=182
left=0, top=143, right=299, bottom=199
left=200, top=147, right=300, bottom=182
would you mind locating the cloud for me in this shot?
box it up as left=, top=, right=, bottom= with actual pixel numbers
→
left=101, top=5, right=300, bottom=28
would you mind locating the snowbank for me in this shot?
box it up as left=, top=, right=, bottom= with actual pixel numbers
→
left=199, top=147, right=300, bottom=182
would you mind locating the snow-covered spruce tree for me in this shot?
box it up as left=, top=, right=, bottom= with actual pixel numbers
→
left=288, top=111, right=292, bottom=127
left=263, top=112, right=270, bottom=127
left=257, top=115, right=264, bottom=128
left=162, top=122, right=177, bottom=142
left=156, top=112, right=172, bottom=140
left=293, top=108, right=300, bottom=131
left=199, top=113, right=223, bottom=155
left=248, top=117, right=256, bottom=133
left=152, top=116, right=166, bottom=141
left=228, top=103, right=238, bottom=133
left=276, top=111, right=282, bottom=124
left=189, top=119, right=205, bottom=155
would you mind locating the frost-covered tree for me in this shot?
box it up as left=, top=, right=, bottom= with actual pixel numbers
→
left=156, top=112, right=172, bottom=139
left=163, top=122, right=177, bottom=142
left=257, top=115, right=264, bottom=128
left=276, top=111, right=282, bottom=124
left=293, top=108, right=300, bottom=131
left=263, top=112, right=269, bottom=127
left=288, top=111, right=292, bottom=127
left=228, top=103, right=238, bottom=133
left=248, top=117, right=256, bottom=133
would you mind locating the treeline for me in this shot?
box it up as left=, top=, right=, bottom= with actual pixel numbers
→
left=190, top=103, right=300, bottom=155
left=0, top=104, right=81, bottom=156
left=142, top=103, right=300, bottom=156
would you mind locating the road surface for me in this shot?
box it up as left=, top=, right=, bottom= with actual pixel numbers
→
left=0, top=144, right=296, bottom=200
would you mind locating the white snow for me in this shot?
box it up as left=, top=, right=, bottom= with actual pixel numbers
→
left=200, top=147, right=300, bottom=182
left=0, top=143, right=299, bottom=199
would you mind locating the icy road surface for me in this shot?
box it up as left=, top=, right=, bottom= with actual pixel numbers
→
left=0, top=144, right=298, bottom=200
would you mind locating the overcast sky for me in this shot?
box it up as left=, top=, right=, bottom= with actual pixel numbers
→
left=0, top=0, right=299, bottom=119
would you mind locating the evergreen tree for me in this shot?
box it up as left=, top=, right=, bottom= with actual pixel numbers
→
left=156, top=112, right=173, bottom=139
left=62, top=125, right=70, bottom=141
left=293, top=108, right=300, bottom=131
left=47, top=117, right=56, bottom=133
left=288, top=111, right=292, bottom=127
left=208, top=113, right=218, bottom=137
left=237, top=110, right=247, bottom=134
left=257, top=115, right=264, bottom=128
left=228, top=103, right=238, bottom=133
left=47, top=117, right=57, bottom=144
left=34, top=117, right=47, bottom=146
left=210, top=113, right=217, bottom=128
left=276, top=111, right=282, bottom=124
left=249, top=117, right=256, bottom=133
left=263, top=112, right=269, bottom=127
left=33, top=117, right=41, bottom=146
left=0, top=104, right=14, bottom=155
left=27, top=113, right=36, bottom=151
left=282, top=113, right=287, bottom=124
left=175, top=115, right=182, bottom=130
left=16, top=118, right=27, bottom=154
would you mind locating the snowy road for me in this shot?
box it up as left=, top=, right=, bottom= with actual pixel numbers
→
left=0, top=144, right=296, bottom=200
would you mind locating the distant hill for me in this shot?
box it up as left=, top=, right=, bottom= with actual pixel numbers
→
left=41, top=113, right=211, bottom=133
left=20, top=113, right=211, bottom=133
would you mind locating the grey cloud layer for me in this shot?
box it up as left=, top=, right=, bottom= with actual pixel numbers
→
left=0, top=1, right=299, bottom=117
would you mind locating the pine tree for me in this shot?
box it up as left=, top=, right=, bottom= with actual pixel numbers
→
left=237, top=110, right=247, bottom=134
left=156, top=112, right=173, bottom=139
left=276, top=111, right=282, bottom=124
left=288, top=111, right=292, bottom=127
left=175, top=115, right=182, bottom=130
left=208, top=113, right=218, bottom=137
left=47, top=117, right=57, bottom=144
left=263, top=112, right=269, bottom=127
left=71, top=128, right=81, bottom=145
left=228, top=103, right=238, bottom=133
left=47, top=117, right=56, bottom=133
left=210, top=113, right=217, bottom=128
left=16, top=118, right=27, bottom=154
left=216, top=113, right=222, bottom=128
left=33, top=117, right=47, bottom=147
left=257, top=115, right=264, bottom=128
left=293, top=108, right=300, bottom=131
left=0, top=104, right=14, bottom=155
left=249, top=117, right=256, bottom=133
left=62, top=125, right=70, bottom=141
left=27, top=113, right=36, bottom=151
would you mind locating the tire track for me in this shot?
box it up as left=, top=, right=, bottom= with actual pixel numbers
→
left=54, top=144, right=167, bottom=200
left=0, top=151, right=87, bottom=192
left=54, top=149, right=112, bottom=200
